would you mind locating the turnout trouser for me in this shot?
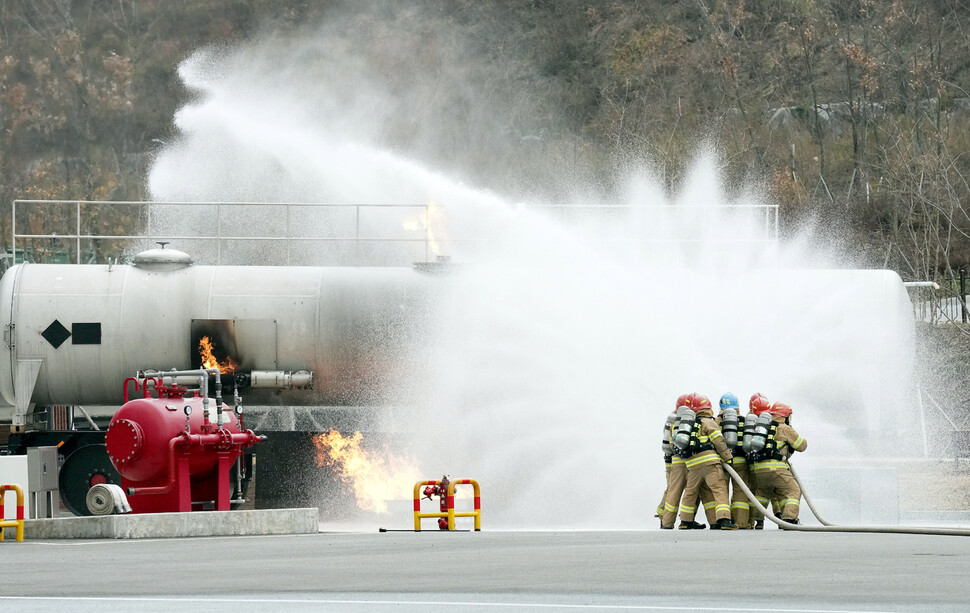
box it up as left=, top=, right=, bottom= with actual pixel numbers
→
left=679, top=462, right=732, bottom=523
left=724, top=457, right=752, bottom=528
left=752, top=465, right=801, bottom=521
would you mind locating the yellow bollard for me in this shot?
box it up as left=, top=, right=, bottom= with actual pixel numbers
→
left=0, top=484, right=25, bottom=542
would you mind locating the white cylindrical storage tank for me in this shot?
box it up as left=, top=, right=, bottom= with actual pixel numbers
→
left=0, top=255, right=916, bottom=453
left=0, top=258, right=432, bottom=412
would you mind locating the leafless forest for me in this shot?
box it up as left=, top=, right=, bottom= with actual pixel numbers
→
left=3, top=1, right=970, bottom=427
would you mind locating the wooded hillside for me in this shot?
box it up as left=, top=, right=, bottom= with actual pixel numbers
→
left=3, top=0, right=970, bottom=283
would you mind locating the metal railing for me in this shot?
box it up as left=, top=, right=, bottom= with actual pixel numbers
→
left=11, top=200, right=436, bottom=266
left=531, top=202, right=779, bottom=243
left=9, top=200, right=781, bottom=267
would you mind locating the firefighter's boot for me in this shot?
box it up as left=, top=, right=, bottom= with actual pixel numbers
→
left=714, top=518, right=738, bottom=530
left=678, top=520, right=706, bottom=530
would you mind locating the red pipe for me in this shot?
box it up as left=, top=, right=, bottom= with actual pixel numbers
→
left=126, top=435, right=183, bottom=497
left=126, top=430, right=264, bottom=497
left=123, top=378, right=141, bottom=403
left=142, top=377, right=159, bottom=397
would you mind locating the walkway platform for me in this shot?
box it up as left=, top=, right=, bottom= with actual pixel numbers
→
left=17, top=507, right=318, bottom=539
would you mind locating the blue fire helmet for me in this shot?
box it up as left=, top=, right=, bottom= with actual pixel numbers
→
left=719, top=392, right=739, bottom=411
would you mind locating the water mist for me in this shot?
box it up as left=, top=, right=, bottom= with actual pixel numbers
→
left=149, top=28, right=916, bottom=529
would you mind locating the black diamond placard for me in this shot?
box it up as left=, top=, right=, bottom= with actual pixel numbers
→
left=42, top=319, right=71, bottom=349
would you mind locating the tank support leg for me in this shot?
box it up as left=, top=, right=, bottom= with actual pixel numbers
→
left=176, top=453, right=192, bottom=512
left=216, top=452, right=233, bottom=511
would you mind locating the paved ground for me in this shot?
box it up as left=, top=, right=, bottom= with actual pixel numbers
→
left=1, top=529, right=968, bottom=612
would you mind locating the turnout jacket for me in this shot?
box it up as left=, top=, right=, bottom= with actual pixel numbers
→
left=681, top=408, right=734, bottom=470
left=751, top=417, right=807, bottom=473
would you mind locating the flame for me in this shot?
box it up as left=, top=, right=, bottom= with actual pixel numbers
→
left=198, top=335, right=237, bottom=374
left=312, top=429, right=422, bottom=514
left=402, top=201, right=443, bottom=256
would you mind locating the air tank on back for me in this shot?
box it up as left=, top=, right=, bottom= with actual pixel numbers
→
left=0, top=246, right=435, bottom=426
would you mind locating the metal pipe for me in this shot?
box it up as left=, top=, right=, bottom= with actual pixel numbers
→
left=182, top=431, right=263, bottom=447
left=722, top=461, right=970, bottom=536
left=248, top=370, right=313, bottom=389
left=142, top=368, right=212, bottom=426
left=73, top=405, right=99, bottom=431
left=127, top=436, right=183, bottom=497
left=209, top=368, right=223, bottom=427
left=234, top=455, right=244, bottom=503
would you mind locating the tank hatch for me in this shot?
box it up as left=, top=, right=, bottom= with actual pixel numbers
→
left=132, top=242, right=193, bottom=271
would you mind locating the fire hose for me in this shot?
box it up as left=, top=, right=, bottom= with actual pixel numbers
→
left=721, top=461, right=970, bottom=536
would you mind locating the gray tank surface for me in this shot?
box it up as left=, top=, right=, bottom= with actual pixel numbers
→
left=0, top=252, right=435, bottom=426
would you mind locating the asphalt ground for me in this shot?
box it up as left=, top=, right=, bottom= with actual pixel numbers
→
left=0, top=529, right=968, bottom=612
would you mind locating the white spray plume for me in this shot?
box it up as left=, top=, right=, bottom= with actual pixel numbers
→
left=149, top=21, right=915, bottom=528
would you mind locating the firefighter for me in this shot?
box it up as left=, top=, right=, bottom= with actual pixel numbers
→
left=659, top=394, right=694, bottom=529
left=745, top=392, right=772, bottom=529
left=660, top=394, right=715, bottom=530
left=676, top=393, right=737, bottom=530
left=717, top=392, right=751, bottom=529
left=749, top=402, right=807, bottom=525
left=656, top=405, right=680, bottom=523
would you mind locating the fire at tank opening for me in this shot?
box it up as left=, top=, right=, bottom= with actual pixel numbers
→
left=199, top=335, right=238, bottom=374
left=312, top=429, right=423, bottom=514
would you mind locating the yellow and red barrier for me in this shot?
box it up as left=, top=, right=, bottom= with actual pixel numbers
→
left=413, top=478, right=481, bottom=531
left=0, top=484, right=25, bottom=542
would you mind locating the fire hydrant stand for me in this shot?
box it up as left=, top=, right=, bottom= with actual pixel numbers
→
left=412, top=478, right=481, bottom=531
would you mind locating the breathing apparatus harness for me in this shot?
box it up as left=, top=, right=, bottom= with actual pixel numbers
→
left=732, top=414, right=747, bottom=458
left=674, top=419, right=714, bottom=459
left=746, top=415, right=790, bottom=463
left=662, top=411, right=677, bottom=463
left=719, top=408, right=745, bottom=458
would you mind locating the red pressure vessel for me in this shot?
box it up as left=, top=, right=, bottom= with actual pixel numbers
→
left=105, top=394, right=242, bottom=483
left=101, top=378, right=262, bottom=514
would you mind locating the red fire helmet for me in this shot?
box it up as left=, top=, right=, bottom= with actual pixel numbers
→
left=675, top=393, right=692, bottom=410
left=769, top=402, right=793, bottom=418
left=749, top=393, right=771, bottom=414
left=690, top=394, right=713, bottom=412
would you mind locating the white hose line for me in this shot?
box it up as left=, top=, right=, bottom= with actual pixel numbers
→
left=787, top=463, right=834, bottom=526
left=721, top=461, right=970, bottom=536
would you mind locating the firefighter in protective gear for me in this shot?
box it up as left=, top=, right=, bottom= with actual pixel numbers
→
left=717, top=392, right=751, bottom=529
left=745, top=392, right=773, bottom=529
left=750, top=402, right=807, bottom=524
left=656, top=401, right=683, bottom=522
left=660, top=394, right=714, bottom=529
left=677, top=394, right=738, bottom=530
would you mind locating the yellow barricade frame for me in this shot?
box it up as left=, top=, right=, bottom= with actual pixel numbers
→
left=413, top=479, right=481, bottom=531
left=0, top=484, right=25, bottom=542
